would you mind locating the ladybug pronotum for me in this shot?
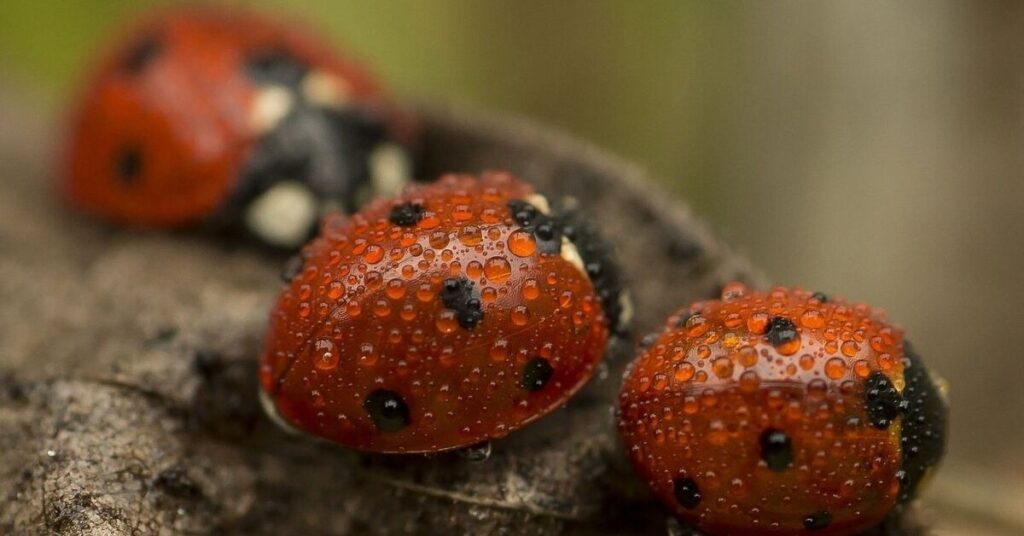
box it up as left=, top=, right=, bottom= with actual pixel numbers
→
left=62, top=6, right=416, bottom=247
left=618, top=283, right=947, bottom=535
left=259, top=171, right=629, bottom=453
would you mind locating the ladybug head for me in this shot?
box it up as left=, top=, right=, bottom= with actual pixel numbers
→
left=223, top=46, right=413, bottom=248
left=62, top=7, right=415, bottom=248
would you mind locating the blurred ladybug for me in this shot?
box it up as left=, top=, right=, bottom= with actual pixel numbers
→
left=618, top=283, right=947, bottom=535
left=62, top=6, right=416, bottom=247
left=259, top=171, right=629, bottom=453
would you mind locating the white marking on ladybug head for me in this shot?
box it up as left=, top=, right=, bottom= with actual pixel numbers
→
left=617, top=290, right=634, bottom=328
left=250, top=85, right=294, bottom=134
left=370, top=142, right=412, bottom=199
left=559, top=236, right=586, bottom=275
left=302, top=70, right=352, bottom=109
left=525, top=193, right=551, bottom=215
left=244, top=181, right=318, bottom=248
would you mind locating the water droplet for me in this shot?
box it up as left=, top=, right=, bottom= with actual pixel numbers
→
left=314, top=338, right=338, bottom=371
left=511, top=305, right=530, bottom=326
left=825, top=357, right=847, bottom=379
left=385, top=278, right=406, bottom=299
left=712, top=356, right=734, bottom=379
left=490, top=339, right=509, bottom=361
left=484, top=257, right=512, bottom=284
left=452, top=204, right=473, bottom=221
left=508, top=230, right=537, bottom=257
left=522, top=279, right=540, bottom=300
left=373, top=299, right=391, bottom=318
left=801, top=309, right=825, bottom=329
left=436, top=310, right=459, bottom=333
left=345, top=299, right=362, bottom=317
left=674, top=362, right=695, bottom=382
left=351, top=342, right=375, bottom=367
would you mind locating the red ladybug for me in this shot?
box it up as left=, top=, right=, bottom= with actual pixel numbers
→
left=618, top=283, right=947, bottom=535
left=259, top=171, right=628, bottom=453
left=62, top=6, right=416, bottom=247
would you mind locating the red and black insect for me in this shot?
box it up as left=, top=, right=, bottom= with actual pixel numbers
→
left=259, top=171, right=629, bottom=453
left=62, top=6, right=416, bottom=247
left=618, top=283, right=947, bottom=535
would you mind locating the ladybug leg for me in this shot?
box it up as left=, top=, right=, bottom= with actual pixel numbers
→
left=455, top=441, right=492, bottom=462
left=258, top=388, right=303, bottom=437
left=665, top=517, right=708, bottom=536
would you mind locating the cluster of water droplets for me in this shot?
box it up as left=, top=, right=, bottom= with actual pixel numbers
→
left=618, top=282, right=908, bottom=534
left=258, top=172, right=611, bottom=453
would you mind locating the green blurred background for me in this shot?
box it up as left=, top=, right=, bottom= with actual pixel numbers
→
left=1, top=1, right=1021, bottom=534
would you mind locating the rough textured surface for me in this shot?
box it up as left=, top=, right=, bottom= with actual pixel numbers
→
left=0, top=92, right=928, bottom=535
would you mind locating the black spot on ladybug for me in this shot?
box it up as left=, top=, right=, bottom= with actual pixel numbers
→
left=803, top=510, right=832, bottom=531
left=439, top=277, right=483, bottom=330
left=811, top=291, right=828, bottom=303
left=895, top=341, right=948, bottom=505
left=389, top=202, right=424, bottom=227
left=280, top=254, right=305, bottom=283
left=521, top=357, right=554, bottom=392
left=244, top=48, right=308, bottom=87
left=865, top=371, right=903, bottom=430
left=765, top=316, right=798, bottom=347
left=115, top=146, right=143, bottom=186
left=363, top=389, right=410, bottom=433
left=122, top=33, right=161, bottom=74
left=759, top=428, right=794, bottom=472
left=672, top=477, right=702, bottom=509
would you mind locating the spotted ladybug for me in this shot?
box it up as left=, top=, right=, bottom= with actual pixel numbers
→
left=259, top=171, right=629, bottom=453
left=62, top=6, right=416, bottom=247
left=618, top=283, right=947, bottom=535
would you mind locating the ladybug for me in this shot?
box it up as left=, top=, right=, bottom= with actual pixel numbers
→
left=618, top=283, right=947, bottom=535
left=259, top=171, right=629, bottom=453
left=62, top=6, right=416, bottom=248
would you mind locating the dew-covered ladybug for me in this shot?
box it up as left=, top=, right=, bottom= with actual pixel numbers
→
left=259, top=171, right=629, bottom=452
left=618, top=283, right=947, bottom=535
left=62, top=6, right=416, bottom=247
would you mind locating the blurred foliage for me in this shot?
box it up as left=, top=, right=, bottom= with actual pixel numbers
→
left=0, top=0, right=737, bottom=206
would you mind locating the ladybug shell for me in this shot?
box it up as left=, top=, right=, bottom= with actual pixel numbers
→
left=618, top=283, right=947, bottom=535
left=62, top=6, right=413, bottom=227
left=259, top=172, right=613, bottom=453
